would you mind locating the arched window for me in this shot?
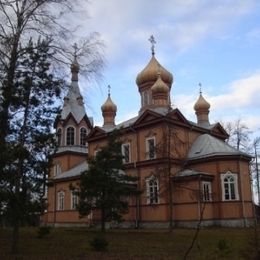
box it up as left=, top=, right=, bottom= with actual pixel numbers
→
left=66, top=127, right=75, bottom=145
left=57, top=128, right=62, bottom=146
left=146, top=176, right=159, bottom=204
left=71, top=191, right=78, bottom=210
left=80, top=127, right=87, bottom=146
left=221, top=171, right=239, bottom=201
left=57, top=191, right=65, bottom=210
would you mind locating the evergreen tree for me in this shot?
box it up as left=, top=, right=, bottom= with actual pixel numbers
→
left=0, top=38, right=63, bottom=253
left=77, top=131, right=140, bottom=232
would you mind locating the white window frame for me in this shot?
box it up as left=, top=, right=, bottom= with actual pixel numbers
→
left=71, top=191, right=78, bottom=210
left=53, top=163, right=61, bottom=176
left=221, top=171, right=239, bottom=201
left=146, top=176, right=159, bottom=205
left=146, top=137, right=156, bottom=159
left=201, top=181, right=212, bottom=202
left=122, top=143, right=131, bottom=163
left=66, top=126, right=76, bottom=146
left=57, top=191, right=65, bottom=211
left=80, top=127, right=88, bottom=146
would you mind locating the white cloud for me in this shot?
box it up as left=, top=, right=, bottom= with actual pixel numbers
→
left=210, top=73, right=260, bottom=109
left=174, top=72, right=260, bottom=131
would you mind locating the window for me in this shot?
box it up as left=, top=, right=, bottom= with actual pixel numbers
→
left=122, top=143, right=131, bottom=163
left=143, top=91, right=148, bottom=106
left=66, top=127, right=75, bottom=145
left=71, top=191, right=78, bottom=210
left=201, top=181, right=212, bottom=201
left=57, top=128, right=62, bottom=146
left=80, top=127, right=87, bottom=146
left=57, top=191, right=65, bottom=210
left=221, top=171, right=239, bottom=201
left=53, top=163, right=61, bottom=176
left=146, top=176, right=159, bottom=204
left=146, top=137, right=156, bottom=159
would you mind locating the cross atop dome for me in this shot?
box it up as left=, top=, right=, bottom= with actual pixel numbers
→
left=72, top=43, right=79, bottom=60
left=199, top=82, right=202, bottom=95
left=149, top=35, right=156, bottom=56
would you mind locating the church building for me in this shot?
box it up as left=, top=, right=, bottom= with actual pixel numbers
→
left=44, top=42, right=254, bottom=228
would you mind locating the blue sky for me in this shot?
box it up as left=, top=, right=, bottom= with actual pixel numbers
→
left=73, top=0, right=260, bottom=135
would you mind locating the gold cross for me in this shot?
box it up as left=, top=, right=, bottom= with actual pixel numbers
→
left=149, top=35, right=156, bottom=55
left=198, top=83, right=202, bottom=94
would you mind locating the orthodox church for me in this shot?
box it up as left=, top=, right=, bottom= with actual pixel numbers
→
left=44, top=42, right=254, bottom=228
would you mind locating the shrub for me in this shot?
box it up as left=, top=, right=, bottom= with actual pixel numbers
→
left=89, top=236, right=108, bottom=252
left=216, top=238, right=231, bottom=257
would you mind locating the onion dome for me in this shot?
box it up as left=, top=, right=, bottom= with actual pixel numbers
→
left=194, top=92, right=210, bottom=111
left=194, top=90, right=210, bottom=126
left=101, top=86, right=117, bottom=127
left=101, top=94, right=117, bottom=113
left=151, top=72, right=169, bottom=94
left=136, top=56, right=173, bottom=88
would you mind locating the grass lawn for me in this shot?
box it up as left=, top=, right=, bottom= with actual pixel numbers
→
left=0, top=226, right=259, bottom=259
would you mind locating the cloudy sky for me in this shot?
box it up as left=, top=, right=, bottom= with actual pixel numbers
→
left=74, top=0, right=260, bottom=135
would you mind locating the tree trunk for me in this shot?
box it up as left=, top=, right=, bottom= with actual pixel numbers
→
left=11, top=220, right=19, bottom=254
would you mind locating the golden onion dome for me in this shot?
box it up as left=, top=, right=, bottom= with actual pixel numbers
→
left=194, top=93, right=210, bottom=111
left=101, top=94, right=117, bottom=112
left=151, top=73, right=169, bottom=94
left=136, top=56, right=173, bottom=87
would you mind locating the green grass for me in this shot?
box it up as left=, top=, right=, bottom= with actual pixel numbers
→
left=0, top=226, right=259, bottom=259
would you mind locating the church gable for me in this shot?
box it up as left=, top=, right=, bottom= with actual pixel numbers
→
left=133, top=110, right=164, bottom=127
left=88, top=126, right=106, bottom=140
left=210, top=123, right=229, bottom=140
left=167, top=108, right=189, bottom=125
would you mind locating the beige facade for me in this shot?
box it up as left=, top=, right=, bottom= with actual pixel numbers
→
left=44, top=51, right=254, bottom=228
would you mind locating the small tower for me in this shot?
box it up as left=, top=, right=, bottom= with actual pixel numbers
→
left=194, top=87, right=210, bottom=126
left=151, top=71, right=170, bottom=107
left=55, top=44, right=93, bottom=153
left=136, top=35, right=173, bottom=113
left=101, top=85, right=117, bottom=127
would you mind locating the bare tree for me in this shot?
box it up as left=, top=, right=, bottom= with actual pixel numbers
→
left=0, top=0, right=104, bottom=155
left=0, top=0, right=104, bottom=254
left=222, top=119, right=251, bottom=151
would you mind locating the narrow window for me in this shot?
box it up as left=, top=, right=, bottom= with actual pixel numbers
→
left=143, top=91, right=148, bottom=106
left=53, top=163, right=61, bottom=176
left=57, top=191, right=65, bottom=210
left=201, top=181, right=212, bottom=201
left=66, top=127, right=75, bottom=145
left=146, top=176, right=159, bottom=204
left=146, top=137, right=156, bottom=159
left=71, top=191, right=78, bottom=210
left=122, top=143, right=130, bottom=163
left=57, top=128, right=62, bottom=146
left=80, top=127, right=87, bottom=146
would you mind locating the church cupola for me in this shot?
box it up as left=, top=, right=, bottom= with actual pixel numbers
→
left=151, top=71, right=169, bottom=107
left=194, top=86, right=210, bottom=126
left=136, top=35, right=173, bottom=113
left=101, top=85, right=117, bottom=127
left=55, top=44, right=93, bottom=151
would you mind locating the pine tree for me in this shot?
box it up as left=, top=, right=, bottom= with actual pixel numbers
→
left=0, top=38, right=63, bottom=253
left=77, top=131, right=140, bottom=232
